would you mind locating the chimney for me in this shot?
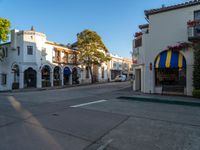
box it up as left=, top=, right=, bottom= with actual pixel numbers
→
left=31, top=26, right=35, bottom=31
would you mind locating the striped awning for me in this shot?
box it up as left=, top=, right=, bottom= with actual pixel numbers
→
left=154, top=50, right=186, bottom=69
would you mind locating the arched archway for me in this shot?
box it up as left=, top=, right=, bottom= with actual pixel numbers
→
left=12, top=64, right=20, bottom=89
left=63, top=67, right=71, bottom=85
left=24, top=67, right=37, bottom=88
left=72, top=67, right=80, bottom=84
left=53, top=66, right=61, bottom=86
left=154, top=50, right=186, bottom=89
left=41, top=65, right=51, bottom=87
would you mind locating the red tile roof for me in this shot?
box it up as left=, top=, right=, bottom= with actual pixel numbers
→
left=145, top=0, right=200, bottom=18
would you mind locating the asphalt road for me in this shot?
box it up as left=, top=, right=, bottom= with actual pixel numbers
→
left=0, top=82, right=200, bottom=150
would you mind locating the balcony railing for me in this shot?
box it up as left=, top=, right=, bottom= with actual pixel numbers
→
left=188, top=20, right=200, bottom=41
left=62, top=57, right=68, bottom=64
left=133, top=32, right=142, bottom=48
left=53, top=56, right=61, bottom=63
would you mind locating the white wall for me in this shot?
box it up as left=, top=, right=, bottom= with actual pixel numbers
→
left=144, top=6, right=200, bottom=95
left=133, top=5, right=199, bottom=95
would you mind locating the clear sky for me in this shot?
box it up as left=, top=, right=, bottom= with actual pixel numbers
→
left=0, top=0, right=189, bottom=58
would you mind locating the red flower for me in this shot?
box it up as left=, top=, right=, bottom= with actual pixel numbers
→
left=134, top=32, right=143, bottom=37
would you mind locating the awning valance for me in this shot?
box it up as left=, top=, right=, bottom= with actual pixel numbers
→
left=154, top=50, right=186, bottom=69
left=64, top=67, right=71, bottom=75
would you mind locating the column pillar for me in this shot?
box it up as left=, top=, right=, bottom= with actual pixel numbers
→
left=19, top=72, right=24, bottom=89
left=61, top=71, right=64, bottom=86
left=69, top=74, right=73, bottom=85
left=37, top=71, right=42, bottom=88
left=50, top=71, right=54, bottom=87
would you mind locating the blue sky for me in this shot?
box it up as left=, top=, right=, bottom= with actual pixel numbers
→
left=0, top=0, right=189, bottom=58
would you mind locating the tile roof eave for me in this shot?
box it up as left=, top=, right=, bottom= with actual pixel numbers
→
left=145, top=0, right=200, bottom=18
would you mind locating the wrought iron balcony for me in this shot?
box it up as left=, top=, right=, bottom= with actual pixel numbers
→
left=188, top=20, right=200, bottom=41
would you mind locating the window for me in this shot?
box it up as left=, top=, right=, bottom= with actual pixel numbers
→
left=68, top=53, right=76, bottom=64
left=63, top=53, right=68, bottom=63
left=194, top=10, right=200, bottom=20
left=113, top=62, right=117, bottom=68
left=155, top=68, right=186, bottom=86
left=27, top=46, right=33, bottom=55
left=134, top=37, right=142, bottom=48
left=42, top=48, right=46, bottom=56
left=194, top=10, right=200, bottom=36
left=1, top=74, right=7, bottom=85
left=17, top=47, right=20, bottom=56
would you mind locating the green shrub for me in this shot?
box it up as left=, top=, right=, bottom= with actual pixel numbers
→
left=192, top=89, right=200, bottom=99
left=193, top=42, right=200, bottom=89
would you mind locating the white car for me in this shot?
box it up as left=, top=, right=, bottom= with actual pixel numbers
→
left=114, top=75, right=126, bottom=82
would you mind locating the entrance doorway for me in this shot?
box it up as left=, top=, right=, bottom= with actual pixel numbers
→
left=24, top=68, right=37, bottom=88
left=135, top=69, right=141, bottom=91
left=53, top=66, right=61, bottom=86
left=41, top=65, right=51, bottom=87
left=12, top=64, right=20, bottom=89
left=72, top=68, right=79, bottom=84
left=63, top=67, right=71, bottom=85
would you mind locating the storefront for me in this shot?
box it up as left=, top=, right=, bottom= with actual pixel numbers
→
left=41, top=65, right=51, bottom=87
left=154, top=50, right=186, bottom=93
left=63, top=67, right=71, bottom=85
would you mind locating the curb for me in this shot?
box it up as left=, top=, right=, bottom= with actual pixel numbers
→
left=0, top=81, right=123, bottom=93
left=117, top=96, right=200, bottom=107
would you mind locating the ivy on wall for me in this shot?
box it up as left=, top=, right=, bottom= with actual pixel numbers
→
left=193, top=42, right=200, bottom=90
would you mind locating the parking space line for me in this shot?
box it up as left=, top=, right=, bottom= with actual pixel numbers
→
left=70, top=100, right=107, bottom=108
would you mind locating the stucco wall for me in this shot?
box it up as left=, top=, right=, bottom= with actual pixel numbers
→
left=133, top=5, right=199, bottom=95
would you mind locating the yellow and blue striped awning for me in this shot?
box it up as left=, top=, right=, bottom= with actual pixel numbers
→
left=154, top=50, right=186, bottom=69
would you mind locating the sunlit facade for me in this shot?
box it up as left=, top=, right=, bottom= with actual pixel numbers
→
left=132, top=1, right=200, bottom=95
left=0, top=27, right=131, bottom=91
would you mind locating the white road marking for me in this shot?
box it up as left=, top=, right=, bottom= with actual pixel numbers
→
left=70, top=100, right=107, bottom=108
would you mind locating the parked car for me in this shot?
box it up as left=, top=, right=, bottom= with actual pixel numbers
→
left=114, top=75, right=126, bottom=82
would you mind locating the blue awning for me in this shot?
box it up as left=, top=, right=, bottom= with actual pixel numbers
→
left=64, top=67, right=71, bottom=75
left=154, top=50, right=186, bottom=69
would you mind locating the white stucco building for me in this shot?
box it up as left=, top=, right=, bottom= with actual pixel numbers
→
left=0, top=27, right=84, bottom=91
left=108, top=54, right=133, bottom=81
left=0, top=27, right=122, bottom=91
left=132, top=0, right=200, bottom=95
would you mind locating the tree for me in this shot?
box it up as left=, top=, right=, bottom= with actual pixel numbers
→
left=77, top=29, right=110, bottom=83
left=0, top=18, right=11, bottom=61
left=0, top=18, right=11, bottom=43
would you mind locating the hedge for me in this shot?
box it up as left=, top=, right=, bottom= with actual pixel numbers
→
left=192, top=89, right=200, bottom=99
